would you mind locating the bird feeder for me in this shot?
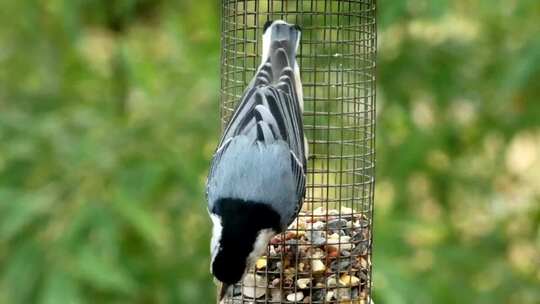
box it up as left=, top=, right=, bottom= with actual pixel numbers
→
left=219, top=0, right=376, bottom=303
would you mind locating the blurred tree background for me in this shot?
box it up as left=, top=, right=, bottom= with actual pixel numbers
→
left=0, top=0, right=538, bottom=303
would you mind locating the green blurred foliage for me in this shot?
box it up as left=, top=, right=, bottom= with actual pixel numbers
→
left=375, top=1, right=540, bottom=303
left=0, top=1, right=538, bottom=304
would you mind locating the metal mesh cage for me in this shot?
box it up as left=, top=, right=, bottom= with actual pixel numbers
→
left=220, top=0, right=376, bottom=303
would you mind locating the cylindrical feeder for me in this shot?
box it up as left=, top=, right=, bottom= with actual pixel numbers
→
left=220, top=0, right=376, bottom=303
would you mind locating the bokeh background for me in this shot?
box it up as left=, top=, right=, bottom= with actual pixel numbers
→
left=1, top=1, right=539, bottom=303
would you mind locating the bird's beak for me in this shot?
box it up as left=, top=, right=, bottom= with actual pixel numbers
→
left=218, top=283, right=231, bottom=302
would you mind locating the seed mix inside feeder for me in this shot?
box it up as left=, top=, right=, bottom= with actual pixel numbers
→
left=220, top=1, right=376, bottom=303
left=230, top=207, right=372, bottom=303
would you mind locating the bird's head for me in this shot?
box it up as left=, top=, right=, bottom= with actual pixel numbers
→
left=209, top=198, right=281, bottom=301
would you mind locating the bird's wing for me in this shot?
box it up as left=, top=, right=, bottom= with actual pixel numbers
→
left=212, top=48, right=306, bottom=204
left=219, top=49, right=305, bottom=160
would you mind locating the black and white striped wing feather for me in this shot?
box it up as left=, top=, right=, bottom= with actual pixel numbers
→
left=210, top=48, right=306, bottom=224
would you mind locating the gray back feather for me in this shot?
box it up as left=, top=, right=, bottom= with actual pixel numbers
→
left=207, top=22, right=305, bottom=229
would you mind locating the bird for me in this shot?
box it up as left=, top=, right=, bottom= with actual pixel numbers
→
left=206, top=20, right=307, bottom=302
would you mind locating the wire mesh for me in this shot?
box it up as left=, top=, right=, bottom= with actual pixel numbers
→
left=220, top=0, right=376, bottom=303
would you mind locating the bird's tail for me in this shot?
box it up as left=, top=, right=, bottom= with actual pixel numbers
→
left=261, top=21, right=308, bottom=159
left=262, top=21, right=301, bottom=79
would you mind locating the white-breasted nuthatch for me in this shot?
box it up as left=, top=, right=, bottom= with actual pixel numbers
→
left=206, top=20, right=306, bottom=301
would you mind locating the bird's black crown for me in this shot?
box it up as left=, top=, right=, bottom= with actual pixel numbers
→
left=211, top=198, right=281, bottom=284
